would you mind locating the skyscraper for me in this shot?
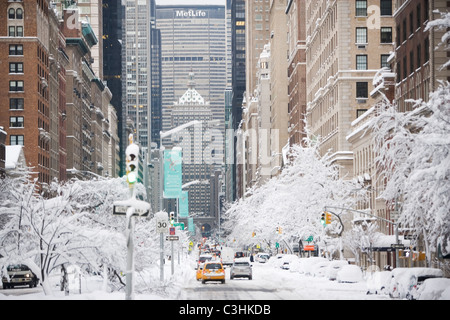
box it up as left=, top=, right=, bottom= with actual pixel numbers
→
left=122, top=0, right=156, bottom=149
left=155, top=4, right=228, bottom=141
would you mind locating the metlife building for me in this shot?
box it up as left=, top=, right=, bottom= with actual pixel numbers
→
left=155, top=4, right=229, bottom=142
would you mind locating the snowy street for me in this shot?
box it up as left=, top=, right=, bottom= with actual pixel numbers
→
left=177, top=262, right=390, bottom=300
left=0, top=255, right=390, bottom=301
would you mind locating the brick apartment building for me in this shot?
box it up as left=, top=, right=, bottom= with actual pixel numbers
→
left=0, top=0, right=55, bottom=184
left=0, top=0, right=118, bottom=185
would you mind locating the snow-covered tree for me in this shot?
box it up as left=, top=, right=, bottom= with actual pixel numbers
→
left=368, top=82, right=450, bottom=266
left=223, top=141, right=366, bottom=256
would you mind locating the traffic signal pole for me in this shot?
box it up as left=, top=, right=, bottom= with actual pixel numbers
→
left=125, top=206, right=135, bottom=300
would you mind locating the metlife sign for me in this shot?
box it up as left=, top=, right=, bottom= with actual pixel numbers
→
left=175, top=10, right=206, bottom=18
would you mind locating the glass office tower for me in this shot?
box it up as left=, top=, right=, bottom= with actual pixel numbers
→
left=155, top=4, right=228, bottom=139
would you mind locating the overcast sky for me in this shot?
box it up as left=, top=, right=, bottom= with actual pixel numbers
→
left=155, top=0, right=226, bottom=5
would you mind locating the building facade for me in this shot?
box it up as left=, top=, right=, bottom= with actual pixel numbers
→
left=305, top=0, right=396, bottom=178
left=0, top=1, right=118, bottom=186
left=0, top=0, right=54, bottom=185
left=286, top=0, right=307, bottom=147
left=394, top=0, right=449, bottom=112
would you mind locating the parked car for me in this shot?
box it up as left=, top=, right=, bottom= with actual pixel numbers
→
left=230, top=259, right=252, bottom=280
left=2, top=264, right=39, bottom=289
left=414, top=277, right=450, bottom=300
left=202, top=262, right=225, bottom=284
left=255, top=253, right=270, bottom=263
left=312, top=260, right=331, bottom=277
left=281, top=261, right=291, bottom=270
left=388, top=267, right=444, bottom=299
left=300, top=257, right=327, bottom=275
left=325, top=260, right=349, bottom=281
left=336, top=265, right=363, bottom=283
left=366, top=271, right=392, bottom=295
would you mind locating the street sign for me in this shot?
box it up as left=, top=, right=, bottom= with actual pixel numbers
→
left=169, top=227, right=176, bottom=235
left=113, top=205, right=149, bottom=217
left=304, top=245, right=315, bottom=251
left=156, top=219, right=169, bottom=234
left=391, top=243, right=404, bottom=249
left=305, top=236, right=313, bottom=242
left=163, top=149, right=183, bottom=199
left=166, top=235, right=179, bottom=241
left=174, top=222, right=185, bottom=230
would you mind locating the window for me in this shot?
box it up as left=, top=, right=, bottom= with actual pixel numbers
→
left=381, top=27, right=392, bottom=43
left=9, top=44, right=23, bottom=55
left=381, top=54, right=390, bottom=68
left=380, top=0, right=392, bottom=16
left=410, top=50, right=414, bottom=74
left=417, top=4, right=422, bottom=29
left=356, top=27, right=367, bottom=43
left=9, top=62, right=23, bottom=73
left=16, top=8, right=23, bottom=19
left=10, top=116, right=24, bottom=128
left=10, top=98, right=24, bottom=110
left=10, top=135, right=24, bottom=146
left=356, top=82, right=368, bottom=98
left=9, top=8, right=15, bottom=19
left=8, top=26, right=23, bottom=37
left=8, top=8, right=23, bottom=19
left=357, top=109, right=368, bottom=118
left=417, top=44, right=422, bottom=67
left=403, top=56, right=407, bottom=79
left=424, top=37, right=429, bottom=62
left=356, top=55, right=368, bottom=70
left=403, top=19, right=407, bottom=42
left=9, top=80, right=24, bottom=92
left=356, top=0, right=367, bottom=16
left=410, top=12, right=414, bottom=35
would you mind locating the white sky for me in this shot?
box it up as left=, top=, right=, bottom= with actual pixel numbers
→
left=155, top=0, right=226, bottom=5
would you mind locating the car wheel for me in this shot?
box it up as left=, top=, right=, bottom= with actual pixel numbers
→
left=202, top=280, right=206, bottom=284
left=222, top=280, right=225, bottom=284
left=249, top=276, right=252, bottom=280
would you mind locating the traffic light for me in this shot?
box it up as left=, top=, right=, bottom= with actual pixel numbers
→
left=252, top=231, right=256, bottom=237
left=170, top=212, right=175, bottom=225
left=125, top=134, right=139, bottom=187
left=279, top=227, right=282, bottom=234
left=325, top=211, right=332, bottom=225
left=275, top=227, right=279, bottom=234
left=320, top=213, right=326, bottom=226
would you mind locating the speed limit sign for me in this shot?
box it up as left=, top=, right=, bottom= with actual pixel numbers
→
left=156, top=219, right=169, bottom=234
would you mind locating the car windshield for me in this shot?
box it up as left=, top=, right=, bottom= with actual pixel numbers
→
left=7, top=265, right=29, bottom=272
left=199, top=256, right=211, bottom=262
left=205, top=263, right=222, bottom=270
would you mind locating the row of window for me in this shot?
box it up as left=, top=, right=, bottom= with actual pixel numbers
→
left=355, top=54, right=391, bottom=70
left=8, top=8, right=24, bottom=20
left=8, top=26, right=23, bottom=37
left=396, top=0, right=429, bottom=45
left=356, top=27, right=392, bottom=44
left=356, top=0, right=392, bottom=16
left=397, top=38, right=430, bottom=82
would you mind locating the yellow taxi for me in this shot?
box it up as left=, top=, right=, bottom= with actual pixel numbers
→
left=201, top=261, right=225, bottom=284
